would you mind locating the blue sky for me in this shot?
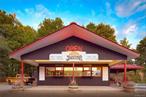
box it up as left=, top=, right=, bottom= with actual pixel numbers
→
left=0, top=0, right=146, bottom=48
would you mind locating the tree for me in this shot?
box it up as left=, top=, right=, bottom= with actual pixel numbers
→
left=136, top=37, right=146, bottom=72
left=7, top=25, right=37, bottom=50
left=38, top=17, right=64, bottom=37
left=0, top=37, right=11, bottom=77
left=0, top=10, right=21, bottom=26
left=86, top=23, right=116, bottom=42
left=86, top=22, right=96, bottom=32
left=0, top=10, right=37, bottom=77
left=120, top=37, right=131, bottom=48
left=6, top=26, right=37, bottom=76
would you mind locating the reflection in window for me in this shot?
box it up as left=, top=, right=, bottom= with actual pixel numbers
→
left=92, top=67, right=101, bottom=77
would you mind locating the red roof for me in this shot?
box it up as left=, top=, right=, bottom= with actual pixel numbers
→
left=110, top=64, right=144, bottom=70
left=9, top=22, right=139, bottom=61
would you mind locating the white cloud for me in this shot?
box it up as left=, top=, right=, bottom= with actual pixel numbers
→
left=24, top=4, right=52, bottom=19
left=111, top=25, right=118, bottom=35
left=15, top=4, right=53, bottom=30
left=116, top=0, right=146, bottom=17
left=123, top=24, right=137, bottom=34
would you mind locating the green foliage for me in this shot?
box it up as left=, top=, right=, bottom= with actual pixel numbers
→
left=136, top=37, right=146, bottom=72
left=86, top=23, right=116, bottom=42
left=38, top=17, right=64, bottom=37
left=0, top=37, right=11, bottom=77
left=120, top=37, right=131, bottom=48
left=86, top=22, right=96, bottom=32
left=0, top=10, right=15, bottom=25
left=7, top=25, right=37, bottom=50
left=0, top=10, right=37, bottom=77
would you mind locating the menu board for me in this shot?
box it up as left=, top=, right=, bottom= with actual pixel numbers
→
left=102, top=67, right=109, bottom=81
left=39, top=67, right=45, bottom=81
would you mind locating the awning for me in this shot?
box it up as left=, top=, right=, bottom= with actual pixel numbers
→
left=110, top=64, right=144, bottom=73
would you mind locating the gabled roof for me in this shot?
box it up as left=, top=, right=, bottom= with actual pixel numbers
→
left=9, top=22, right=139, bottom=61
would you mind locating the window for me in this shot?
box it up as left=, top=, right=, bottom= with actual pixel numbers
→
left=92, top=67, right=101, bottom=77
left=46, top=67, right=63, bottom=77
left=75, top=67, right=83, bottom=76
left=83, top=67, right=91, bottom=76
left=46, top=66, right=102, bottom=77
left=55, top=67, right=64, bottom=76
left=46, top=67, right=55, bottom=76
left=64, top=67, right=73, bottom=76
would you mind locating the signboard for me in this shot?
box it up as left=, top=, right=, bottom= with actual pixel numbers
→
left=49, top=51, right=98, bottom=61
left=102, top=67, right=109, bottom=81
left=39, top=67, right=45, bottom=81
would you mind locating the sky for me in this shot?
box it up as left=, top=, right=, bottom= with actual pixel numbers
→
left=0, top=0, right=146, bottom=49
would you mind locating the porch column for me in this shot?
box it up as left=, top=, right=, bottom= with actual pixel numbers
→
left=21, top=60, right=24, bottom=84
left=72, top=63, right=75, bottom=81
left=124, top=60, right=127, bottom=83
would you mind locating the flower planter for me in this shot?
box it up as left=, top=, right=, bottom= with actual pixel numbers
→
left=68, top=80, right=78, bottom=89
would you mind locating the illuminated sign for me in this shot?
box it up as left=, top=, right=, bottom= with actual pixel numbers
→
left=49, top=51, right=98, bottom=61
left=65, top=45, right=83, bottom=51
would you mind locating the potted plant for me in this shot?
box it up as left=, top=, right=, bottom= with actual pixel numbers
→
left=68, top=79, right=78, bottom=89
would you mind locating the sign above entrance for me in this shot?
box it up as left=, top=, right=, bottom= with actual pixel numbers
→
left=65, top=45, right=83, bottom=51
left=49, top=51, right=98, bottom=61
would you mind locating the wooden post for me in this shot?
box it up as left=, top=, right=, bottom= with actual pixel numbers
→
left=21, top=60, right=24, bottom=85
left=72, top=63, right=75, bottom=81
left=124, top=61, right=127, bottom=83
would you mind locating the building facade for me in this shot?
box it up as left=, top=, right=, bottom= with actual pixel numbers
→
left=9, top=23, right=139, bottom=86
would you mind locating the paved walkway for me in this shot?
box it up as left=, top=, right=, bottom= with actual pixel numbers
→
left=26, top=86, right=123, bottom=91
left=0, top=83, right=11, bottom=91
left=0, top=84, right=146, bottom=97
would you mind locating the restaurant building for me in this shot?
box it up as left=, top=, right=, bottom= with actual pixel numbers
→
left=9, top=22, right=139, bottom=86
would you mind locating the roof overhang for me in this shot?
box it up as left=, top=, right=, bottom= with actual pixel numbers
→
left=23, top=60, right=123, bottom=66
left=9, top=23, right=139, bottom=65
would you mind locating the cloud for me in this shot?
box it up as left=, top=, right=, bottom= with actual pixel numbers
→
left=24, top=4, right=52, bottom=19
left=15, top=4, right=53, bottom=30
left=123, top=24, right=137, bottom=34
left=111, top=25, right=118, bottom=35
left=115, top=0, right=146, bottom=17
